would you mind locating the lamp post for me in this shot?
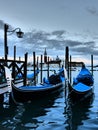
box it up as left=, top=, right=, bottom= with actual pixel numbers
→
left=4, top=24, right=24, bottom=61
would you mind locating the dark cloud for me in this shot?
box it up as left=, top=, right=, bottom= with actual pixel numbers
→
left=65, top=40, right=82, bottom=47
left=86, top=7, right=98, bottom=16
left=22, top=30, right=84, bottom=53
left=21, top=29, right=97, bottom=55
left=72, top=46, right=92, bottom=54
left=71, top=41, right=97, bottom=55
left=45, top=39, right=64, bottom=50
left=0, top=27, right=97, bottom=56
left=23, top=30, right=50, bottom=44
left=83, top=41, right=95, bottom=48
left=52, top=30, right=65, bottom=39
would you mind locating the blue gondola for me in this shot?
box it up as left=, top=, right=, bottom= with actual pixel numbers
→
left=69, top=65, right=94, bottom=103
left=11, top=68, right=66, bottom=102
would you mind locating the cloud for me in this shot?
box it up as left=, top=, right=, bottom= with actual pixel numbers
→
left=23, top=30, right=50, bottom=44
left=71, top=41, right=97, bottom=55
left=65, top=40, right=82, bottom=47
left=0, top=20, right=4, bottom=29
left=20, top=29, right=98, bottom=56
left=83, top=41, right=95, bottom=48
left=86, top=6, right=98, bottom=16
left=0, top=27, right=98, bottom=58
left=52, top=30, right=65, bottom=39
left=72, top=46, right=92, bottom=54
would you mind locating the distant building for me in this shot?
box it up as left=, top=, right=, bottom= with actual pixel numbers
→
left=56, top=55, right=60, bottom=61
left=44, top=48, right=47, bottom=63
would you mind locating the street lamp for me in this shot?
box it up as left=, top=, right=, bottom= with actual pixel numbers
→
left=4, top=24, right=24, bottom=61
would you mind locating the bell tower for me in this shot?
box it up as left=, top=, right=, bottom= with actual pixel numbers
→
left=44, top=48, right=47, bottom=63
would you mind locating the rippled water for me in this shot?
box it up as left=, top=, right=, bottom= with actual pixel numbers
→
left=0, top=68, right=98, bottom=130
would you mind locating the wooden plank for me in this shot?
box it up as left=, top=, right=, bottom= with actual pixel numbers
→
left=0, top=86, right=11, bottom=94
left=0, top=83, right=8, bottom=88
left=0, top=58, right=25, bottom=63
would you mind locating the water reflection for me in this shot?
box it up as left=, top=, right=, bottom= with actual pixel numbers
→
left=64, top=94, right=94, bottom=130
left=0, top=103, right=17, bottom=129
left=21, top=92, right=63, bottom=129
left=0, top=91, right=63, bottom=129
left=1, top=69, right=98, bottom=129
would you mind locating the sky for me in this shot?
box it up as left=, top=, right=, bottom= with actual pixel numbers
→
left=0, top=0, right=98, bottom=65
left=0, top=0, right=98, bottom=33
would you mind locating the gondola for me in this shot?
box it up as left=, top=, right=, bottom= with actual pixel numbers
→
left=11, top=68, right=66, bottom=102
left=68, top=64, right=94, bottom=103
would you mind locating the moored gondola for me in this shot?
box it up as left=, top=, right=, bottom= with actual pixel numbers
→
left=68, top=64, right=94, bottom=103
left=11, top=68, right=66, bottom=102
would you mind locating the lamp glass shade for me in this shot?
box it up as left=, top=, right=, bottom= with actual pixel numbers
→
left=16, top=31, right=24, bottom=38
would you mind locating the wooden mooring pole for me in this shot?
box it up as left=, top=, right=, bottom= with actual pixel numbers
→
left=91, top=54, right=93, bottom=75
left=65, top=46, right=69, bottom=80
left=47, top=56, right=49, bottom=79
left=4, top=24, right=8, bottom=62
left=36, top=56, right=39, bottom=83
left=12, top=45, right=16, bottom=82
left=24, top=53, right=28, bottom=86
left=14, top=45, right=16, bottom=61
left=33, top=52, right=36, bottom=85
left=65, top=46, right=69, bottom=98
left=69, top=55, right=72, bottom=84
left=40, top=55, right=43, bottom=83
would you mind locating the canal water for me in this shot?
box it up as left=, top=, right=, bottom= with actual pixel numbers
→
left=0, top=67, right=98, bottom=130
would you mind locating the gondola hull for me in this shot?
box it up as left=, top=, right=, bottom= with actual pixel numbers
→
left=68, top=66, right=94, bottom=103
left=11, top=68, right=66, bottom=102
left=69, top=83, right=94, bottom=103
left=11, top=82, right=64, bottom=102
